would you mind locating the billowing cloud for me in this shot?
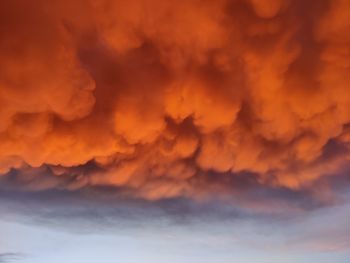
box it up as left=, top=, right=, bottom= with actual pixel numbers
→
left=0, top=0, right=349, bottom=206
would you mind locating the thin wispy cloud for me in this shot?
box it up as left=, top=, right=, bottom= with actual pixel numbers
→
left=0, top=253, right=23, bottom=263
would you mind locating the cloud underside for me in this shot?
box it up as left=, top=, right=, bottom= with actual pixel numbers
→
left=0, top=0, right=349, bottom=212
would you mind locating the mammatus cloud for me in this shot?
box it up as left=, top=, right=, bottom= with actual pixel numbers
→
left=0, top=0, right=349, bottom=205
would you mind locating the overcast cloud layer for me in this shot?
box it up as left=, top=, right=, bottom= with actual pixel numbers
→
left=0, top=1, right=350, bottom=260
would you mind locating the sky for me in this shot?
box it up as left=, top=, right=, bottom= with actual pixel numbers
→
left=0, top=0, right=350, bottom=262
left=1, top=200, right=350, bottom=263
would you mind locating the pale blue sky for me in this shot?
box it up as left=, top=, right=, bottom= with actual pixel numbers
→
left=1, top=202, right=350, bottom=263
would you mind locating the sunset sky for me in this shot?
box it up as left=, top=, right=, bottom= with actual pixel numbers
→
left=0, top=0, right=350, bottom=262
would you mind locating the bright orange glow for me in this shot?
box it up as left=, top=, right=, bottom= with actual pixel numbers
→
left=0, top=0, right=350, bottom=200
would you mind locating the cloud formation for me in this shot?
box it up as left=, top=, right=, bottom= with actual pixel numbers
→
left=0, top=0, right=349, bottom=204
left=0, top=253, right=22, bottom=263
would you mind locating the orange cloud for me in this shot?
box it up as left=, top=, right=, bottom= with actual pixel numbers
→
left=0, top=0, right=349, bottom=201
